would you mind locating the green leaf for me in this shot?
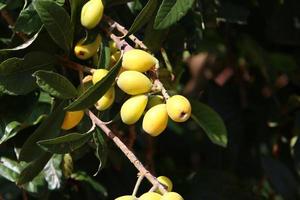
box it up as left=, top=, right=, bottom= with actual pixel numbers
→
left=126, top=0, right=158, bottom=37
left=19, top=101, right=67, bottom=162
left=17, top=152, right=53, bottom=185
left=65, top=55, right=122, bottom=111
left=0, top=121, right=22, bottom=144
left=154, top=0, right=195, bottom=30
left=190, top=100, right=228, bottom=147
left=33, top=70, right=78, bottom=99
left=71, top=171, right=108, bottom=196
left=14, top=4, right=42, bottom=34
left=0, top=52, right=55, bottom=95
left=0, top=158, right=20, bottom=182
left=0, top=163, right=19, bottom=182
left=33, top=0, right=72, bottom=53
left=98, top=40, right=111, bottom=69
left=44, top=154, right=62, bottom=190
left=37, top=131, right=93, bottom=154
left=93, top=127, right=108, bottom=176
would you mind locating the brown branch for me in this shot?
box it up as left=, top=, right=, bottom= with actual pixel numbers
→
left=0, top=10, right=28, bottom=41
left=87, top=110, right=167, bottom=194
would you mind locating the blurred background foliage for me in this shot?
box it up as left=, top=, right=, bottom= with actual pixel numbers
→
left=1, top=0, right=300, bottom=199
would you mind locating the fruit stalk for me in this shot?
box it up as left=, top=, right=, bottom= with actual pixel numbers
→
left=87, top=110, right=167, bottom=194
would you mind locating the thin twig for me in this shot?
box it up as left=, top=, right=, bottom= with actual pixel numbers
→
left=103, top=15, right=148, bottom=50
left=87, top=110, right=167, bottom=194
left=58, top=57, right=95, bottom=74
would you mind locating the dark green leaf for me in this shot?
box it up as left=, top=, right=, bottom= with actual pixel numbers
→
left=126, top=0, right=158, bottom=36
left=71, top=171, right=108, bottom=196
left=33, top=70, right=78, bottom=99
left=19, top=101, right=67, bottom=162
left=0, top=52, right=55, bottom=95
left=144, top=19, right=168, bottom=52
left=268, top=53, right=297, bottom=73
left=33, top=0, right=72, bottom=53
left=44, top=154, right=62, bottom=190
left=17, top=152, right=53, bottom=185
left=65, top=55, right=122, bottom=111
left=93, top=127, right=108, bottom=176
left=14, top=4, right=42, bottom=34
left=154, top=0, right=195, bottom=29
left=190, top=100, right=228, bottom=147
left=98, top=40, right=111, bottom=69
left=37, top=131, right=93, bottom=154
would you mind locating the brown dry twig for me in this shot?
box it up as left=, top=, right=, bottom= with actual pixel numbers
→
left=87, top=110, right=167, bottom=194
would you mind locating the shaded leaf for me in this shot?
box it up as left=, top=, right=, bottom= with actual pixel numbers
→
left=191, top=100, right=228, bottom=147
left=0, top=52, right=55, bottom=95
left=154, top=0, right=195, bottom=29
left=33, top=0, right=72, bottom=53
left=37, top=131, right=93, bottom=154
left=126, top=0, right=158, bottom=36
left=19, top=101, right=67, bottom=162
left=69, top=0, right=83, bottom=41
left=34, top=70, right=78, bottom=99
left=65, top=55, right=122, bottom=111
left=144, top=19, right=168, bottom=52
left=17, top=152, right=53, bottom=185
left=71, top=171, right=108, bottom=196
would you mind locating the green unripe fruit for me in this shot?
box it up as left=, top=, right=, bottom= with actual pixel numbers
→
left=142, top=104, right=168, bottom=136
left=120, top=95, right=148, bottom=125
left=122, top=49, right=157, bottom=72
left=95, top=87, right=115, bottom=111
left=161, top=192, right=184, bottom=200
left=74, top=34, right=101, bottom=60
left=115, top=195, right=137, bottom=200
left=81, top=0, right=104, bottom=29
left=157, top=176, right=173, bottom=192
left=166, top=95, right=191, bottom=122
left=92, top=69, right=115, bottom=111
left=147, top=95, right=164, bottom=109
left=139, top=192, right=162, bottom=200
left=117, top=71, right=152, bottom=95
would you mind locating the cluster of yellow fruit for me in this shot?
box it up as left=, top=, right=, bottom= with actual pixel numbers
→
left=115, top=176, right=184, bottom=200
left=93, top=49, right=192, bottom=136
